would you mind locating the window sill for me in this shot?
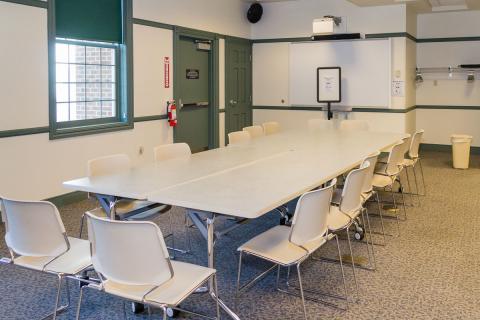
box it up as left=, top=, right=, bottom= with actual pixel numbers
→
left=49, top=121, right=133, bottom=140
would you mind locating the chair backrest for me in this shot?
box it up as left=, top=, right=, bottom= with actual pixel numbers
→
left=361, top=152, right=380, bottom=195
left=339, top=120, right=369, bottom=131
left=1, top=197, right=68, bottom=257
left=88, top=154, right=131, bottom=177
left=154, top=143, right=191, bottom=162
left=228, top=131, right=251, bottom=145
left=262, top=121, right=281, bottom=135
left=308, top=118, right=334, bottom=132
left=86, top=212, right=172, bottom=286
left=242, top=125, right=264, bottom=138
left=340, top=161, right=370, bottom=214
left=409, top=130, right=424, bottom=159
left=289, top=179, right=336, bottom=248
left=385, top=140, right=405, bottom=176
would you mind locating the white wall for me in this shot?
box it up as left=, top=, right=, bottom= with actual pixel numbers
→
left=416, top=11, right=480, bottom=146
left=0, top=0, right=240, bottom=200
left=133, top=0, right=251, bottom=38
left=250, top=0, right=406, bottom=39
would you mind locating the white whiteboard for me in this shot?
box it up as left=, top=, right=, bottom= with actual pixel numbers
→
left=289, top=39, right=391, bottom=108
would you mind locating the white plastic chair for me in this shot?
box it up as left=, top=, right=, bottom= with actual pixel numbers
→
left=372, top=140, right=406, bottom=233
left=326, top=161, right=371, bottom=297
left=236, top=180, right=348, bottom=319
left=80, top=154, right=174, bottom=250
left=76, top=213, right=219, bottom=320
left=154, top=143, right=191, bottom=162
left=242, top=125, right=264, bottom=138
left=262, top=121, right=281, bottom=135
left=403, top=130, right=426, bottom=197
left=0, top=197, right=91, bottom=320
left=228, top=130, right=251, bottom=145
left=339, top=120, right=369, bottom=131
left=308, top=118, right=334, bottom=132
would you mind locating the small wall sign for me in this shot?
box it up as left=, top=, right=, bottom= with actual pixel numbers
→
left=186, top=69, right=200, bottom=80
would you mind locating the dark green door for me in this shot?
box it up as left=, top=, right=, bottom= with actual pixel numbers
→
left=225, top=38, right=252, bottom=136
left=175, top=36, right=211, bottom=153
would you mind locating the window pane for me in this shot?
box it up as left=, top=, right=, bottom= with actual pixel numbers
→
left=56, top=103, right=69, bottom=122
left=86, top=65, right=101, bottom=82
left=68, top=45, right=86, bottom=64
left=101, top=48, right=115, bottom=65
left=56, top=43, right=69, bottom=63
left=102, top=101, right=115, bottom=117
left=56, top=63, right=69, bottom=82
left=69, top=64, right=86, bottom=82
left=70, top=83, right=86, bottom=102
left=56, top=83, right=69, bottom=102
left=86, top=46, right=101, bottom=64
left=86, top=83, right=101, bottom=101
left=101, top=66, right=115, bottom=82
left=101, top=83, right=115, bottom=100
left=70, top=102, right=86, bottom=121
left=86, top=102, right=101, bottom=119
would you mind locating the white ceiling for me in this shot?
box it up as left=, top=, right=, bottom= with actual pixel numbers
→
left=346, top=0, right=480, bottom=12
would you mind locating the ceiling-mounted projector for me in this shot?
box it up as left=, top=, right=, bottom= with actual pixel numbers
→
left=311, top=15, right=362, bottom=41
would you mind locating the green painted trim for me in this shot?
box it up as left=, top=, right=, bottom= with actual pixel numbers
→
left=417, top=36, right=480, bottom=43
left=0, top=126, right=49, bottom=138
left=366, top=32, right=417, bottom=42
left=0, top=0, right=47, bottom=9
left=252, top=105, right=416, bottom=113
left=45, top=191, right=88, bottom=207
left=252, top=37, right=311, bottom=44
left=173, top=27, right=220, bottom=149
left=420, top=143, right=480, bottom=155
left=219, top=109, right=225, bottom=113
left=132, top=18, right=174, bottom=30
left=134, top=115, right=167, bottom=122
left=416, top=105, right=480, bottom=110
left=47, top=0, right=134, bottom=140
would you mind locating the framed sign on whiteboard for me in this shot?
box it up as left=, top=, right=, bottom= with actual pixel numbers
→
left=316, top=67, right=341, bottom=103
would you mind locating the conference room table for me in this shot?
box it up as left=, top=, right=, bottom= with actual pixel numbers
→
left=64, top=128, right=407, bottom=319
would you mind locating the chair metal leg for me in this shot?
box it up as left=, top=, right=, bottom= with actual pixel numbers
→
left=363, top=208, right=376, bottom=270
left=346, top=226, right=359, bottom=300
left=360, top=209, right=373, bottom=269
left=296, top=263, right=307, bottom=320
left=411, top=165, right=421, bottom=206
left=52, top=274, right=64, bottom=320
left=389, top=187, right=401, bottom=236
left=404, top=167, right=414, bottom=207
left=375, top=191, right=387, bottom=245
left=214, top=275, right=221, bottom=320
left=184, top=213, right=192, bottom=253
left=419, top=158, right=426, bottom=196
left=235, top=251, right=243, bottom=299
left=75, top=285, right=85, bottom=320
left=335, top=234, right=349, bottom=309
left=162, top=306, right=168, bottom=320
left=79, top=214, right=85, bottom=238
left=399, top=179, right=408, bottom=220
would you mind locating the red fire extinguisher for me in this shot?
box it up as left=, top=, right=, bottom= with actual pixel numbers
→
left=167, top=100, right=177, bottom=127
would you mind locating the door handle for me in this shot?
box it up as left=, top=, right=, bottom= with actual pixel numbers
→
left=230, top=100, right=237, bottom=105
left=179, top=100, right=209, bottom=108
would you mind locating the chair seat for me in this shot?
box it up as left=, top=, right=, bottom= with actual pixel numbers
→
left=103, top=261, right=215, bottom=307
left=15, top=237, right=91, bottom=275
left=372, top=174, right=394, bottom=188
left=327, top=206, right=353, bottom=231
left=238, top=225, right=325, bottom=266
left=89, top=200, right=169, bottom=221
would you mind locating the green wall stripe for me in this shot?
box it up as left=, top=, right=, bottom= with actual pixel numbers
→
left=420, top=143, right=480, bottom=155
left=132, top=18, right=174, bottom=31
left=45, top=191, right=88, bottom=207
left=417, top=36, right=480, bottom=43
left=253, top=105, right=416, bottom=113
left=252, top=37, right=312, bottom=44
left=134, top=114, right=167, bottom=122
left=366, top=32, right=416, bottom=42
left=416, top=105, right=480, bottom=110
left=0, top=0, right=47, bottom=9
left=0, top=126, right=49, bottom=138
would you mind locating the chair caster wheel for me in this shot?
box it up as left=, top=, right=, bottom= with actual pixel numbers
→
left=167, top=307, right=179, bottom=318
left=132, top=302, right=145, bottom=314
left=354, top=228, right=365, bottom=241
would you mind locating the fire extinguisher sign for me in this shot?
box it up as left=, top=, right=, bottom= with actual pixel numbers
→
left=164, top=57, right=170, bottom=88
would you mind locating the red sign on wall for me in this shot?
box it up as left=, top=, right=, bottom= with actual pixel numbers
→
left=164, top=57, right=170, bottom=88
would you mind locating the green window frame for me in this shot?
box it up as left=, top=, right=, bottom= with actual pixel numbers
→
left=48, top=0, right=133, bottom=139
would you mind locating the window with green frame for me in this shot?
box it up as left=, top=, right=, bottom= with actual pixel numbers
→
left=49, top=0, right=132, bottom=139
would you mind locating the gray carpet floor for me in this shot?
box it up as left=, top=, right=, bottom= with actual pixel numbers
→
left=1, top=150, right=479, bottom=320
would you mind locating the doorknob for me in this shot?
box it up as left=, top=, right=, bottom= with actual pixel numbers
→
left=230, top=100, right=237, bottom=105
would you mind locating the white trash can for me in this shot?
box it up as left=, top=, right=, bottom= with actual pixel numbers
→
left=451, top=134, right=473, bottom=169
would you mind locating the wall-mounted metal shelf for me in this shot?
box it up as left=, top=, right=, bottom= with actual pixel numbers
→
left=416, top=65, right=480, bottom=83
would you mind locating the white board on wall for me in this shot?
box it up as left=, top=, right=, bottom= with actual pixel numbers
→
left=289, top=39, right=391, bottom=108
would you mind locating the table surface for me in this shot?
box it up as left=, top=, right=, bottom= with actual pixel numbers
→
left=64, top=129, right=406, bottom=218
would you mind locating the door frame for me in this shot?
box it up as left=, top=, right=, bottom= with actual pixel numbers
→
left=173, top=27, right=220, bottom=149
left=224, top=36, right=253, bottom=142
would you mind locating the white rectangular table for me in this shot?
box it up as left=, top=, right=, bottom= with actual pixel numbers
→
left=64, top=129, right=406, bottom=319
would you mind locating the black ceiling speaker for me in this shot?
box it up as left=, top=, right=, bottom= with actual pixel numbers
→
left=247, top=3, right=263, bottom=24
